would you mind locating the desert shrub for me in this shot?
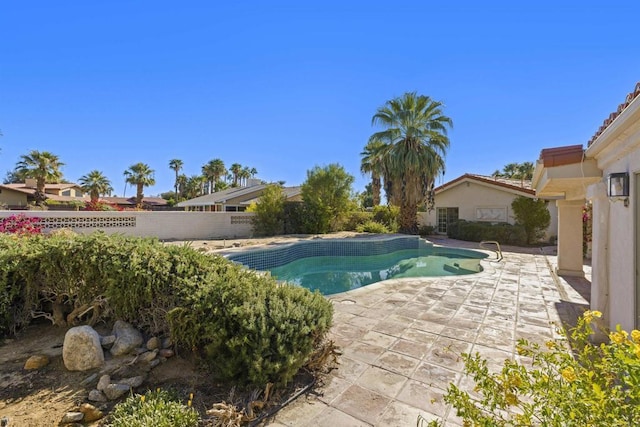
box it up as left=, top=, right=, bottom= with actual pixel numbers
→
left=342, top=211, right=373, bottom=231
left=355, top=220, right=390, bottom=234
left=512, top=196, right=551, bottom=244
left=447, top=220, right=527, bottom=246
left=418, top=224, right=436, bottom=236
left=0, top=233, right=333, bottom=387
left=108, top=389, right=199, bottom=427
left=250, top=184, right=286, bottom=236
left=372, top=205, right=399, bottom=232
left=422, top=311, right=640, bottom=426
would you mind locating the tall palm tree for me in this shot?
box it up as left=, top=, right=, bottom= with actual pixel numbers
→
left=202, top=159, right=227, bottom=194
left=360, top=138, right=389, bottom=206
left=168, top=159, right=183, bottom=200
left=123, top=163, right=156, bottom=209
left=240, top=166, right=252, bottom=187
left=370, top=92, right=452, bottom=234
left=176, top=174, right=188, bottom=199
left=78, top=170, right=113, bottom=203
left=517, top=161, right=534, bottom=186
left=230, top=163, right=242, bottom=187
left=15, top=150, right=65, bottom=205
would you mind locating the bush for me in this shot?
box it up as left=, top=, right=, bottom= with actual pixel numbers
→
left=0, top=233, right=333, bottom=386
left=372, top=205, right=399, bottom=232
left=355, top=220, right=390, bottom=234
left=447, top=220, right=527, bottom=246
left=512, top=196, right=551, bottom=244
left=250, top=184, right=286, bottom=236
left=283, top=202, right=306, bottom=234
left=108, top=389, right=199, bottom=427
left=423, top=311, right=640, bottom=426
left=342, top=211, right=373, bottom=231
left=0, top=214, right=42, bottom=235
left=417, top=224, right=436, bottom=236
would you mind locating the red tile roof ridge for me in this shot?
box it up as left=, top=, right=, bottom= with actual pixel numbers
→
left=434, top=173, right=535, bottom=195
left=587, top=81, right=640, bottom=147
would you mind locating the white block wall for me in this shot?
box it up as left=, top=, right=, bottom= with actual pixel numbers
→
left=0, top=211, right=255, bottom=240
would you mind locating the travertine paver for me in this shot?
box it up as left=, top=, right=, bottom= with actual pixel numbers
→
left=263, top=239, right=590, bottom=427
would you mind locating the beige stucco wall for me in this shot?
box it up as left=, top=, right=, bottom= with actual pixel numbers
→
left=0, top=211, right=255, bottom=240
left=0, top=189, right=28, bottom=207
left=419, top=181, right=557, bottom=239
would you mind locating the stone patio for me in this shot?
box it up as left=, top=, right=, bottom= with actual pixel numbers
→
left=262, top=238, right=591, bottom=426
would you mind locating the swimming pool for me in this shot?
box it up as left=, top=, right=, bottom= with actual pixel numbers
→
left=226, top=236, right=488, bottom=295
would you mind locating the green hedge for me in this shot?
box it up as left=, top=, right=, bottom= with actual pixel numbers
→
left=0, top=233, right=333, bottom=386
left=447, top=220, right=527, bottom=246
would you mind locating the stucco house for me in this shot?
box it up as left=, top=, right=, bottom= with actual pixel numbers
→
left=420, top=173, right=558, bottom=239
left=177, top=184, right=302, bottom=212
left=533, top=82, right=640, bottom=332
left=0, top=179, right=86, bottom=209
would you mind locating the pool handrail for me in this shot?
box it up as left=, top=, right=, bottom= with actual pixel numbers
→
left=479, top=240, right=503, bottom=261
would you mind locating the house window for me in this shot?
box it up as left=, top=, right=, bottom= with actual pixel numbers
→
left=437, top=207, right=459, bottom=233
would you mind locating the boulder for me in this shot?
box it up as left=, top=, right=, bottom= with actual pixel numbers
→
left=118, top=375, right=145, bottom=388
left=63, top=326, right=104, bottom=371
left=60, top=412, right=84, bottom=424
left=104, top=383, right=131, bottom=400
left=100, top=335, right=116, bottom=348
left=96, top=374, right=111, bottom=392
left=88, top=389, right=107, bottom=402
left=24, top=354, right=49, bottom=370
left=146, top=336, right=160, bottom=350
left=139, top=350, right=158, bottom=363
left=110, top=321, right=143, bottom=356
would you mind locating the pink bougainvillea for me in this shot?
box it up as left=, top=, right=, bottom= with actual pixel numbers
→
left=0, top=214, right=43, bottom=235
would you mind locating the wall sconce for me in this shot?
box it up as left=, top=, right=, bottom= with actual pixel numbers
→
left=607, top=172, right=630, bottom=206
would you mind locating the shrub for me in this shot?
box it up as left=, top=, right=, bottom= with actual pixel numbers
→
left=511, top=196, right=551, bottom=244
left=282, top=202, right=306, bottom=234
left=372, top=205, right=399, bottom=232
left=447, top=220, right=527, bottom=246
left=355, top=220, right=390, bottom=234
left=0, top=214, right=42, bottom=235
left=0, top=233, right=333, bottom=386
left=422, top=311, right=640, bottom=426
left=342, top=211, right=373, bottom=231
left=417, top=224, right=436, bottom=236
left=250, top=184, right=286, bottom=236
left=108, top=389, right=199, bottom=427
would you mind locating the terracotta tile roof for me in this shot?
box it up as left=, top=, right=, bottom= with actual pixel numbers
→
left=434, top=173, right=535, bottom=195
left=588, top=81, right=640, bottom=147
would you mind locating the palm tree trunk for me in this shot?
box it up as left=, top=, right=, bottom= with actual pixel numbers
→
left=399, top=201, right=418, bottom=234
left=372, top=174, right=381, bottom=206
left=136, top=184, right=144, bottom=208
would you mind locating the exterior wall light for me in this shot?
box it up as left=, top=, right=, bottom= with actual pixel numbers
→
left=607, top=172, right=630, bottom=206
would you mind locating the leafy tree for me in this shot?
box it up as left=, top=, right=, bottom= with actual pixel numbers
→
left=370, top=92, right=452, bottom=233
left=358, top=183, right=374, bottom=208
left=511, top=196, right=551, bottom=244
left=78, top=170, right=113, bottom=203
left=15, top=150, right=65, bottom=205
left=123, top=163, right=156, bottom=208
left=250, top=184, right=286, bottom=236
left=169, top=159, right=183, bottom=200
left=301, top=164, right=355, bottom=234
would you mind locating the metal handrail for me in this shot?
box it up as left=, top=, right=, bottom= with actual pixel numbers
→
left=479, top=240, right=503, bottom=261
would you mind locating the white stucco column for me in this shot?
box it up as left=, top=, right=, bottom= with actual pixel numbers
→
left=556, top=199, right=585, bottom=277
left=587, top=182, right=609, bottom=339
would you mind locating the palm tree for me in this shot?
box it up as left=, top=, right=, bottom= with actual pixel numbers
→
left=240, top=167, right=252, bottom=187
left=123, top=163, right=156, bottom=208
left=517, top=161, right=534, bottom=186
left=168, top=159, right=183, bottom=200
left=360, top=138, right=389, bottom=206
left=15, top=150, right=65, bottom=205
left=78, top=170, right=113, bottom=203
left=202, top=159, right=227, bottom=194
left=230, top=163, right=242, bottom=187
left=370, top=92, right=452, bottom=233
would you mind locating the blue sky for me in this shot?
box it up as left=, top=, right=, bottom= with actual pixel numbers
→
left=1, top=1, right=639, bottom=196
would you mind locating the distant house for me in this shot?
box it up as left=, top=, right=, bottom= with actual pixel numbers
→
left=533, top=82, right=640, bottom=332
left=0, top=179, right=87, bottom=209
left=177, top=184, right=302, bottom=212
left=420, top=173, right=558, bottom=238
left=100, top=196, right=169, bottom=210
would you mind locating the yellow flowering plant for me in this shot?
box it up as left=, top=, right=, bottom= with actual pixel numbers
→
left=422, top=311, right=640, bottom=426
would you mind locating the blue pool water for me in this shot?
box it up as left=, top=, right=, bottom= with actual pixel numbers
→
left=227, top=237, right=487, bottom=295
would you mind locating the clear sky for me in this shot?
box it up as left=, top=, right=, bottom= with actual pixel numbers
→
left=1, top=1, right=639, bottom=197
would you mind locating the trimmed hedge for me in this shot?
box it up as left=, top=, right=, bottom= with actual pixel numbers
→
left=0, top=233, right=333, bottom=386
left=447, top=220, right=527, bottom=246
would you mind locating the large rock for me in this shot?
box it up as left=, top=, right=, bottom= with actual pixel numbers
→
left=79, top=403, right=104, bottom=422
left=24, top=354, right=50, bottom=370
left=110, top=321, right=143, bottom=356
left=104, top=383, right=131, bottom=400
left=63, top=326, right=104, bottom=371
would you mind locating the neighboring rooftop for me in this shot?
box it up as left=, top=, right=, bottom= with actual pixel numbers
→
left=434, top=173, right=535, bottom=195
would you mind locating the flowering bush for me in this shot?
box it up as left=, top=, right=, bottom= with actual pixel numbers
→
left=0, top=214, right=42, bottom=235
left=423, top=311, right=640, bottom=426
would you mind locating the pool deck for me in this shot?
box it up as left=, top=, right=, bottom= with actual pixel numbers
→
left=261, top=237, right=591, bottom=426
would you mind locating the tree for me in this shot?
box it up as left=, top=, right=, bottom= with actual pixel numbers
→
left=360, top=138, right=388, bottom=207
left=493, top=161, right=535, bottom=186
left=511, top=196, right=551, bottom=244
left=250, top=184, right=286, bottom=236
left=78, top=170, right=113, bottom=203
left=202, top=159, right=226, bottom=194
left=15, top=150, right=65, bottom=205
left=168, top=159, right=183, bottom=200
left=123, top=163, right=156, bottom=208
left=301, top=164, right=355, bottom=234
left=230, top=163, right=242, bottom=187
left=369, top=92, right=452, bottom=234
